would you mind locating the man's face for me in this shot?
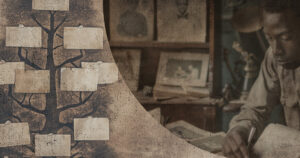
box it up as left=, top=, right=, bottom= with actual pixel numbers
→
left=263, top=10, right=300, bottom=67
left=176, top=0, right=188, bottom=14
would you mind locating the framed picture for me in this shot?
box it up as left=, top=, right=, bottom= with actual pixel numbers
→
left=156, top=52, right=209, bottom=87
left=111, top=49, right=141, bottom=91
left=157, top=0, right=207, bottom=42
left=109, top=0, right=154, bottom=41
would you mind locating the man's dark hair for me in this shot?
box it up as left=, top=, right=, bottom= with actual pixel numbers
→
left=262, top=0, right=300, bottom=15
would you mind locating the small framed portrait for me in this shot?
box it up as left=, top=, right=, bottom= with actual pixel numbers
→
left=112, top=49, right=141, bottom=91
left=157, top=0, right=207, bottom=42
left=109, top=0, right=154, bottom=42
left=156, top=52, right=209, bottom=87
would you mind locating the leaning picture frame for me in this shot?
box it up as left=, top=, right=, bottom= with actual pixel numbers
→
left=156, top=52, right=209, bottom=87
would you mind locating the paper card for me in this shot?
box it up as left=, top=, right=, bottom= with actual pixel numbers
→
left=35, top=134, right=71, bottom=157
left=60, top=68, right=99, bottom=91
left=0, top=62, right=25, bottom=85
left=32, top=0, right=69, bottom=11
left=0, top=122, right=31, bottom=147
left=74, top=117, right=109, bottom=141
left=6, top=27, right=42, bottom=48
left=64, top=27, right=103, bottom=49
left=14, top=70, right=50, bottom=93
left=82, top=62, right=119, bottom=84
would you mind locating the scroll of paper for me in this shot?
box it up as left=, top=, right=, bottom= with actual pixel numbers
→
left=82, top=62, right=119, bottom=84
left=64, top=27, right=103, bottom=49
left=60, top=68, right=99, bottom=91
left=35, top=134, right=71, bottom=156
left=0, top=122, right=31, bottom=147
left=32, top=0, right=69, bottom=11
left=252, top=124, right=300, bottom=158
left=74, top=117, right=109, bottom=141
left=14, top=70, right=50, bottom=93
left=6, top=27, right=42, bottom=48
left=0, top=62, right=24, bottom=85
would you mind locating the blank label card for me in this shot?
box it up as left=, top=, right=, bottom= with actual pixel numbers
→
left=0, top=122, right=31, bottom=147
left=6, top=27, right=42, bottom=48
left=0, top=62, right=24, bottom=85
left=74, top=117, right=109, bottom=141
left=32, top=0, right=69, bottom=11
left=60, top=68, right=99, bottom=91
left=64, top=27, right=103, bottom=49
left=82, top=62, right=119, bottom=84
left=35, top=134, right=71, bottom=157
left=14, top=70, right=50, bottom=93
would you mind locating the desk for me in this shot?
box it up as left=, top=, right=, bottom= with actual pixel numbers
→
left=134, top=92, right=222, bottom=132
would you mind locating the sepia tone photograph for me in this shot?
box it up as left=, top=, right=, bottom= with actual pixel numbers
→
left=0, top=0, right=299, bottom=157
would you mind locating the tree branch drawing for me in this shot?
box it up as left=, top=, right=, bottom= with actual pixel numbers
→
left=6, top=10, right=99, bottom=156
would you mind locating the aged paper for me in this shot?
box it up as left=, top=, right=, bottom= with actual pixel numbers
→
left=32, top=0, right=69, bottom=11
left=82, top=62, right=119, bottom=84
left=0, top=122, right=31, bottom=147
left=35, top=134, right=71, bottom=157
left=252, top=124, right=300, bottom=158
left=109, top=0, right=154, bottom=41
left=64, top=27, right=103, bottom=49
left=0, top=62, right=24, bottom=85
left=74, top=117, right=109, bottom=140
left=60, top=68, right=99, bottom=91
left=112, top=49, right=141, bottom=91
left=6, top=27, right=42, bottom=48
left=166, top=120, right=211, bottom=140
left=14, top=70, right=50, bottom=93
left=157, top=0, right=207, bottom=42
left=189, top=132, right=226, bottom=153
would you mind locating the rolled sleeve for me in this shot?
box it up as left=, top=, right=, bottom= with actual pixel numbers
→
left=229, top=48, right=281, bottom=138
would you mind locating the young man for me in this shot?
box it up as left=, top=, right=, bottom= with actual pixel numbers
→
left=222, top=0, right=300, bottom=158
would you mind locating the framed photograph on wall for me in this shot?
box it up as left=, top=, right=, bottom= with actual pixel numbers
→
left=111, top=49, right=141, bottom=91
left=157, top=0, right=207, bottom=42
left=109, top=0, right=154, bottom=42
left=156, top=52, right=209, bottom=87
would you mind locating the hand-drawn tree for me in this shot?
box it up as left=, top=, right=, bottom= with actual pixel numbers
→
left=0, top=0, right=114, bottom=157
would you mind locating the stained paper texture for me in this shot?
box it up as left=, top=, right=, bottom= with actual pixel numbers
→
left=64, top=27, right=103, bottom=49
left=32, top=0, right=69, bottom=11
left=14, top=70, right=50, bottom=93
left=35, top=134, right=71, bottom=157
left=0, top=122, right=31, bottom=147
left=74, top=117, right=109, bottom=140
left=0, top=62, right=24, bottom=85
left=82, top=62, right=119, bottom=84
left=60, top=68, right=99, bottom=91
left=157, top=0, right=207, bottom=42
left=6, top=27, right=42, bottom=47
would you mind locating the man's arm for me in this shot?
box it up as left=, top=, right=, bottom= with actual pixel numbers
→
left=223, top=48, right=281, bottom=158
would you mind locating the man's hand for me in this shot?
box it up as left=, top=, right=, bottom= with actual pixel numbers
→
left=222, top=126, right=249, bottom=158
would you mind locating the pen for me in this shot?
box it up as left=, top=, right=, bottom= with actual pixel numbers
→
left=247, top=127, right=256, bottom=150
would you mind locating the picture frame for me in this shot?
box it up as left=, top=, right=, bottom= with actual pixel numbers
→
left=156, top=52, right=209, bottom=87
left=111, top=49, right=141, bottom=92
left=109, top=0, right=154, bottom=42
left=157, top=0, right=207, bottom=42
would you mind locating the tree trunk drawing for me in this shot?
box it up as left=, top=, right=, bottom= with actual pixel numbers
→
left=0, top=1, right=115, bottom=157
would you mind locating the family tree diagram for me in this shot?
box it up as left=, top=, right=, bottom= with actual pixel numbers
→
left=0, top=0, right=117, bottom=157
